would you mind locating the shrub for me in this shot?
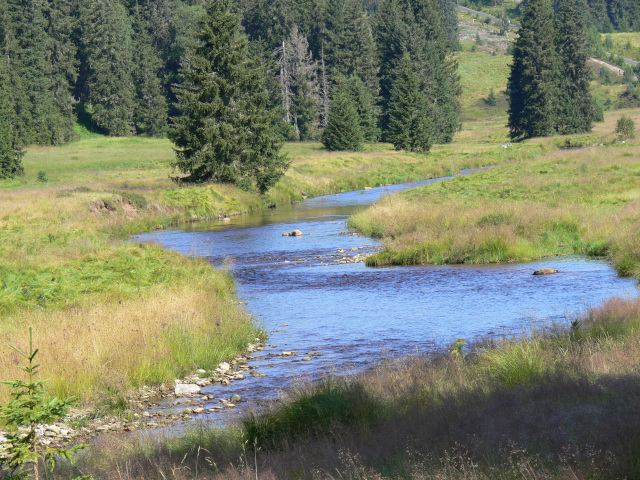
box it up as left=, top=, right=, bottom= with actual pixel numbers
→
left=615, top=115, right=636, bottom=139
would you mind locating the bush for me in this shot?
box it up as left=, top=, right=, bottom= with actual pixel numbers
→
left=37, top=170, right=48, bottom=183
left=484, top=89, right=497, bottom=106
left=615, top=115, right=636, bottom=139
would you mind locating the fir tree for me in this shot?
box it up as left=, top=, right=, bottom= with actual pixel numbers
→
left=507, top=0, right=560, bottom=139
left=387, top=53, right=433, bottom=153
left=131, top=9, right=168, bottom=137
left=556, top=0, right=594, bottom=134
left=0, top=56, right=24, bottom=180
left=43, top=0, right=78, bottom=143
left=4, top=0, right=66, bottom=145
left=344, top=75, right=380, bottom=141
left=76, top=0, right=136, bottom=136
left=322, top=76, right=364, bottom=151
left=169, top=0, right=288, bottom=193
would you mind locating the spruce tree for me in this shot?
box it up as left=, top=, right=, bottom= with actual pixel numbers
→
left=169, top=0, right=288, bottom=193
left=131, top=9, right=168, bottom=137
left=507, top=0, right=560, bottom=139
left=76, top=0, right=136, bottom=136
left=0, top=56, right=24, bottom=180
left=344, top=75, right=380, bottom=142
left=322, top=76, right=364, bottom=151
left=556, top=0, right=594, bottom=134
left=387, top=53, right=433, bottom=153
left=43, top=0, right=78, bottom=143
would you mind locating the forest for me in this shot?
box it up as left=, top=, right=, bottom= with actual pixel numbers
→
left=0, top=0, right=460, bottom=153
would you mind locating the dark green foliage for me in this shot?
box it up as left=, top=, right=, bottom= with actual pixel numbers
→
left=376, top=0, right=460, bottom=143
left=169, top=0, right=288, bottom=193
left=242, top=379, right=385, bottom=450
left=0, top=329, right=89, bottom=479
left=345, top=75, right=380, bottom=142
left=2, top=0, right=74, bottom=145
left=598, top=65, right=612, bottom=84
left=323, top=0, right=379, bottom=97
left=0, top=57, right=24, bottom=180
left=322, top=76, right=365, bottom=151
left=131, top=10, right=168, bottom=137
left=507, top=0, right=560, bottom=139
left=485, top=88, right=498, bottom=106
left=387, top=53, right=434, bottom=153
left=76, top=0, right=136, bottom=136
left=615, top=115, right=636, bottom=138
left=556, top=0, right=594, bottom=134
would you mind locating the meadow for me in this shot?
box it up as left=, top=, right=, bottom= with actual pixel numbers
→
left=349, top=108, right=640, bottom=274
left=0, top=49, right=525, bottom=406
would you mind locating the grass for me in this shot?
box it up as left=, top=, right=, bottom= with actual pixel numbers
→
left=0, top=46, right=533, bottom=406
left=600, top=32, right=640, bottom=62
left=54, top=295, right=640, bottom=479
left=349, top=108, right=640, bottom=272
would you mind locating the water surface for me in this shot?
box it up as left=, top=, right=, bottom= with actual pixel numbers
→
left=135, top=176, right=638, bottom=420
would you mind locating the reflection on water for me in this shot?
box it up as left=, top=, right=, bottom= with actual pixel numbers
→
left=135, top=176, right=639, bottom=423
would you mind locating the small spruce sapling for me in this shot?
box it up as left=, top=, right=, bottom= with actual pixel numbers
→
left=0, top=328, right=90, bottom=480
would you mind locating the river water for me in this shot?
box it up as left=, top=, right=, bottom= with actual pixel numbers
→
left=135, top=175, right=639, bottom=422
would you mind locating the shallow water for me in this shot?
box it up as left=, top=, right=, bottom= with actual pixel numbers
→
left=135, top=174, right=639, bottom=423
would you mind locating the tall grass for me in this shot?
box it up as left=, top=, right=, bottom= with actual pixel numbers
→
left=59, top=296, right=640, bottom=479
left=350, top=109, right=640, bottom=274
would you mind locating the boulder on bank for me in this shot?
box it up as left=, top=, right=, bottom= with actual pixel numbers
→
left=533, top=268, right=559, bottom=275
left=282, top=229, right=303, bottom=237
left=175, top=384, right=202, bottom=396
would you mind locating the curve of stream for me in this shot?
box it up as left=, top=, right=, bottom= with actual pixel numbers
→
left=135, top=172, right=639, bottom=425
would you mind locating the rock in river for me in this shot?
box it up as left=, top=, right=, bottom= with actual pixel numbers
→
left=533, top=268, right=559, bottom=275
left=175, top=384, right=202, bottom=396
left=282, top=229, right=303, bottom=237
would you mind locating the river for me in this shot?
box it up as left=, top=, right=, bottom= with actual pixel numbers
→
left=135, top=174, right=639, bottom=423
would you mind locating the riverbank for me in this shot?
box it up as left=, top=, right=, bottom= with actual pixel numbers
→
left=55, top=294, right=640, bottom=479
left=349, top=108, right=640, bottom=276
left=0, top=116, right=535, bottom=408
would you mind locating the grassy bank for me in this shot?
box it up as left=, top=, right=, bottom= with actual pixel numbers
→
left=58, top=295, right=640, bottom=479
left=0, top=94, right=528, bottom=406
left=349, top=109, right=640, bottom=274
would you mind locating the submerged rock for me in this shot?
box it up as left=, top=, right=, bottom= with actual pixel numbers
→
left=533, top=268, right=559, bottom=275
left=282, top=229, right=303, bottom=237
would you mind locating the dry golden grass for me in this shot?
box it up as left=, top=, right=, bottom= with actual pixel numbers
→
left=350, top=109, right=640, bottom=270
left=57, top=296, right=640, bottom=479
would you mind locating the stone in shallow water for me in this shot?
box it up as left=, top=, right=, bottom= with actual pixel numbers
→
left=533, top=268, right=559, bottom=275
left=175, top=384, right=201, bottom=396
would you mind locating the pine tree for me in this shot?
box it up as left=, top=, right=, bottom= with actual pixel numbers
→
left=387, top=53, right=433, bottom=153
left=322, top=76, right=364, bottom=151
left=43, top=0, right=77, bottom=143
left=507, top=0, right=560, bottom=139
left=169, top=0, right=288, bottom=193
left=131, top=8, right=168, bottom=137
left=76, top=0, right=135, bottom=136
left=344, top=75, right=380, bottom=142
left=0, top=56, right=24, bottom=180
left=4, top=0, right=66, bottom=145
left=556, top=0, right=594, bottom=134
left=376, top=0, right=459, bottom=142
left=342, top=0, right=379, bottom=97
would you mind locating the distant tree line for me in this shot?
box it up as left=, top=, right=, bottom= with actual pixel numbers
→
left=461, top=0, right=640, bottom=32
left=0, top=0, right=460, bottom=161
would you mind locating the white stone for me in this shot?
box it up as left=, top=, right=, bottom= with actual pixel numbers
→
left=175, top=384, right=202, bottom=396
